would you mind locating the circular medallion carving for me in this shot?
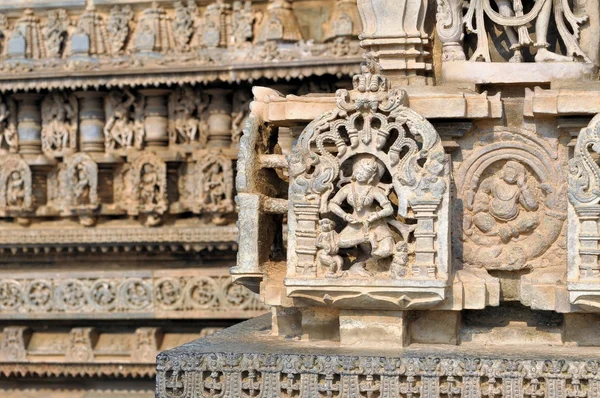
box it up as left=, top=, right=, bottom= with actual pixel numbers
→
left=185, top=277, right=218, bottom=309
left=156, top=278, right=182, bottom=308
left=25, top=280, right=53, bottom=311
left=57, top=279, right=87, bottom=311
left=90, top=279, right=118, bottom=311
left=0, top=280, right=22, bottom=311
left=224, top=281, right=251, bottom=309
left=120, top=279, right=152, bottom=310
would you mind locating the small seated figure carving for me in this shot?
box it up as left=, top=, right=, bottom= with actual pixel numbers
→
left=316, top=219, right=344, bottom=278
left=471, top=161, right=539, bottom=243
left=329, top=155, right=395, bottom=277
left=7, top=170, right=25, bottom=208
left=390, top=241, right=409, bottom=279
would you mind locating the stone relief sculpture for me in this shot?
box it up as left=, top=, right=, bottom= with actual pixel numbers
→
left=115, top=152, right=167, bottom=226
left=285, top=60, right=450, bottom=308
left=6, top=9, right=46, bottom=60
left=41, top=92, right=78, bottom=157
left=0, top=155, right=32, bottom=216
left=47, top=153, right=99, bottom=225
left=231, top=89, right=252, bottom=145
left=107, top=5, right=133, bottom=56
left=201, top=0, right=230, bottom=49
left=456, top=128, right=567, bottom=270
left=177, top=151, right=234, bottom=222
left=437, top=0, right=591, bottom=62
left=104, top=89, right=145, bottom=152
left=167, top=86, right=208, bottom=148
left=230, top=1, right=254, bottom=48
left=172, top=1, right=198, bottom=52
left=43, top=9, right=69, bottom=59
left=0, top=96, right=17, bottom=154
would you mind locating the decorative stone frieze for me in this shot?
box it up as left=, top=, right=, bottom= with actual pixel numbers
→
left=0, top=268, right=266, bottom=319
left=0, top=1, right=362, bottom=91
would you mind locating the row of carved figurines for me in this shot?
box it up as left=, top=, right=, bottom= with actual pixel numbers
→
left=0, top=87, right=251, bottom=156
left=0, top=153, right=233, bottom=226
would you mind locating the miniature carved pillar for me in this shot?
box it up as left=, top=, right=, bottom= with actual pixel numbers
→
left=293, top=201, right=320, bottom=276
left=13, top=93, right=43, bottom=154
left=140, top=89, right=170, bottom=148
left=435, top=0, right=466, bottom=61
left=575, top=206, right=600, bottom=279
left=76, top=91, right=106, bottom=152
left=412, top=200, right=440, bottom=278
left=206, top=89, right=232, bottom=148
left=357, top=0, right=433, bottom=85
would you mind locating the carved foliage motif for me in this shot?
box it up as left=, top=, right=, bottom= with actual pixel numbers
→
left=456, top=128, right=567, bottom=270
left=0, top=154, right=32, bottom=214
left=157, top=353, right=600, bottom=398
left=437, top=0, right=590, bottom=62
left=41, top=91, right=78, bottom=157
left=288, top=61, right=448, bottom=284
left=567, top=114, right=600, bottom=307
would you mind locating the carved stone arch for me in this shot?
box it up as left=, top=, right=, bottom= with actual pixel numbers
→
left=0, top=154, right=32, bottom=214
left=457, top=135, right=566, bottom=271
left=285, top=64, right=451, bottom=310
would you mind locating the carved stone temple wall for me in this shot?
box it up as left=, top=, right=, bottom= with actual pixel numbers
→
left=157, top=0, right=600, bottom=395
left=0, top=0, right=362, bottom=396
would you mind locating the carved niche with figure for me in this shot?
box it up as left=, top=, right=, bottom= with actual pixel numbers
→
left=41, top=92, right=78, bottom=158
left=456, top=128, right=567, bottom=271
left=167, top=86, right=209, bottom=148
left=47, top=153, right=99, bottom=224
left=0, top=155, right=32, bottom=216
left=285, top=61, right=450, bottom=309
left=114, top=152, right=167, bottom=226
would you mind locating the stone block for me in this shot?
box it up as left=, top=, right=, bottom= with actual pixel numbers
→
left=272, top=307, right=301, bottom=337
left=563, top=313, right=600, bottom=346
left=339, top=310, right=407, bottom=348
left=409, top=311, right=460, bottom=345
left=301, top=307, right=339, bottom=341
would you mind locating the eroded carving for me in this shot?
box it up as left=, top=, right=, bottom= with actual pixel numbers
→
left=41, top=91, right=78, bottom=157
left=168, top=86, right=208, bottom=147
left=104, top=89, right=145, bottom=152
left=0, top=155, right=32, bottom=215
left=457, top=129, right=566, bottom=270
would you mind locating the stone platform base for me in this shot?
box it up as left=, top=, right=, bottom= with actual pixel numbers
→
left=157, top=314, right=600, bottom=398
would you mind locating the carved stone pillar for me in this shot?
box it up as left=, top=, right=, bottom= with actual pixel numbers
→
left=206, top=88, right=232, bottom=148
left=575, top=206, right=600, bottom=279
left=293, top=201, right=320, bottom=276
left=435, top=0, right=466, bottom=61
left=13, top=93, right=43, bottom=154
left=412, top=200, right=439, bottom=278
left=357, top=0, right=433, bottom=85
left=76, top=91, right=106, bottom=152
left=139, top=89, right=170, bottom=148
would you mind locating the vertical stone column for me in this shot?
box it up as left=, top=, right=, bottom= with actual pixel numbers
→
left=13, top=93, right=43, bottom=154
left=205, top=88, right=232, bottom=148
left=357, top=0, right=433, bottom=85
left=412, top=200, right=439, bottom=278
left=435, top=0, right=466, bottom=61
left=293, top=202, right=320, bottom=276
left=76, top=91, right=106, bottom=152
left=139, top=89, right=170, bottom=148
left=575, top=206, right=600, bottom=279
